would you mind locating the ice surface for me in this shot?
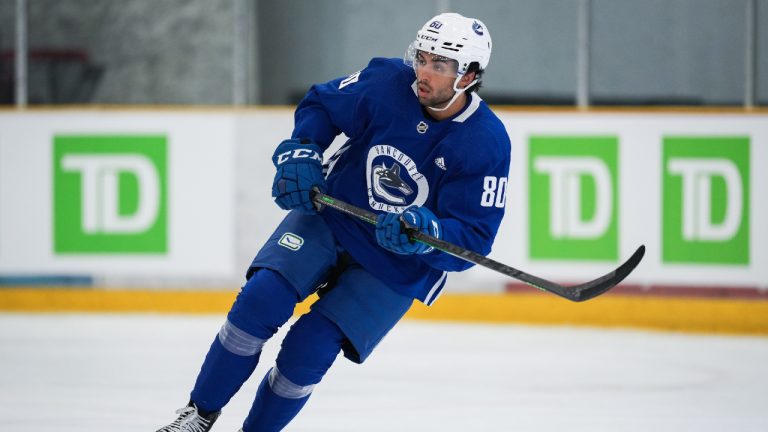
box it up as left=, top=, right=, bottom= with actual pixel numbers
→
left=1, top=313, right=766, bottom=432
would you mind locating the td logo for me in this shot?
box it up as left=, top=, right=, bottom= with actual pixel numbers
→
left=53, top=135, right=168, bottom=253
left=529, top=136, right=618, bottom=261
left=663, top=136, right=749, bottom=264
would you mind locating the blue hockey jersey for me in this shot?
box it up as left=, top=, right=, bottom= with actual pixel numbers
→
left=292, top=57, right=511, bottom=305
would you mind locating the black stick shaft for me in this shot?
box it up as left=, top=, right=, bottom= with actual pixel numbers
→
left=312, top=191, right=644, bottom=302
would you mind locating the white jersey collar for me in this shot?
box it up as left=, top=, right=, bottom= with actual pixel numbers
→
left=452, top=92, right=482, bottom=123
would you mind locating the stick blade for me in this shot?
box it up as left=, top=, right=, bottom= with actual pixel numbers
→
left=564, top=245, right=646, bottom=302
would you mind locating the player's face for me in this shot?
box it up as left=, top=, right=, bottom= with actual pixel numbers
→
left=414, top=51, right=461, bottom=109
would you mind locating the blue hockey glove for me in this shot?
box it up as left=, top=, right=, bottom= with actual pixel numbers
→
left=375, top=205, right=442, bottom=255
left=271, top=138, right=327, bottom=214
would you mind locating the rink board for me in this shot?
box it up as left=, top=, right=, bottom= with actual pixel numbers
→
left=1, top=108, right=766, bottom=291
left=1, top=108, right=767, bottom=334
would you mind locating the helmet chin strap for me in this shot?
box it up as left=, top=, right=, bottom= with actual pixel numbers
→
left=427, top=75, right=478, bottom=112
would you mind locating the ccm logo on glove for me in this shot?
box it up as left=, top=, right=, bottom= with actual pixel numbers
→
left=275, top=148, right=323, bottom=165
left=271, top=138, right=327, bottom=214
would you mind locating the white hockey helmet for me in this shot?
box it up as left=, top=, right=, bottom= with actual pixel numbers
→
left=405, top=12, right=492, bottom=76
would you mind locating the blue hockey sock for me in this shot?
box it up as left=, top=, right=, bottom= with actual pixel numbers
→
left=242, top=310, right=345, bottom=432
left=241, top=368, right=311, bottom=432
left=190, top=269, right=299, bottom=413
left=191, top=336, right=261, bottom=414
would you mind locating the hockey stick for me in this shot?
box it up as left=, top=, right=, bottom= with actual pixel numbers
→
left=312, top=191, right=645, bottom=302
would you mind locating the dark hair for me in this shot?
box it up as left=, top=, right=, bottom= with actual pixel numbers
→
left=465, top=62, right=484, bottom=93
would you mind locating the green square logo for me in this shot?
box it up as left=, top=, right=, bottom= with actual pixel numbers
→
left=662, top=136, right=749, bottom=264
left=53, top=135, right=168, bottom=254
left=529, top=136, right=619, bottom=261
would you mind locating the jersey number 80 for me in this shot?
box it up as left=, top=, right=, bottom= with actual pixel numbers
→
left=480, top=176, right=508, bottom=208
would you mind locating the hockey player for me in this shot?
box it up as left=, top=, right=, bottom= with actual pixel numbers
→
left=155, top=12, right=510, bottom=432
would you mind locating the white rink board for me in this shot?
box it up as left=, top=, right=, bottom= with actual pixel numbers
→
left=0, top=111, right=236, bottom=278
left=487, top=112, right=768, bottom=290
left=0, top=109, right=765, bottom=290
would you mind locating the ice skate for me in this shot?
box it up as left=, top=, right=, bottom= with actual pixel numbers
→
left=155, top=402, right=220, bottom=432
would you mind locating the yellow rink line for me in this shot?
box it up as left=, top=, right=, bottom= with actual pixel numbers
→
left=408, top=293, right=768, bottom=335
left=1, top=288, right=767, bottom=336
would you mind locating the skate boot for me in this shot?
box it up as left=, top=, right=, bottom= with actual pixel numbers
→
left=155, top=402, right=220, bottom=432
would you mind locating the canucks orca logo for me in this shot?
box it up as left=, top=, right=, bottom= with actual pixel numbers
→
left=372, top=163, right=413, bottom=205
left=472, top=21, right=484, bottom=36
left=366, top=145, right=429, bottom=212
